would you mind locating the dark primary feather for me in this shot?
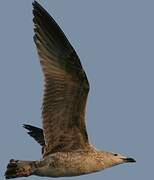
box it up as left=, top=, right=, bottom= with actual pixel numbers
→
left=23, top=124, right=45, bottom=154
left=23, top=124, right=45, bottom=146
left=33, top=1, right=90, bottom=156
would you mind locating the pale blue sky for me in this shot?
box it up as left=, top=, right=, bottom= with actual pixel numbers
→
left=0, top=0, right=154, bottom=179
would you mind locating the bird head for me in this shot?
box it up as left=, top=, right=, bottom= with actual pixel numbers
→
left=100, top=151, right=136, bottom=168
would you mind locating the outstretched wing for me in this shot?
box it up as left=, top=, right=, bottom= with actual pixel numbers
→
left=33, top=1, right=90, bottom=156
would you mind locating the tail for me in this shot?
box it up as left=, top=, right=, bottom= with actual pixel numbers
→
left=5, top=159, right=35, bottom=179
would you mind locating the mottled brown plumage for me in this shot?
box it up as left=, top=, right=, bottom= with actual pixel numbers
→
left=33, top=1, right=90, bottom=156
left=5, top=1, right=135, bottom=179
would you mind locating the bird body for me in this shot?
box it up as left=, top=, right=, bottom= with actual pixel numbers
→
left=5, top=1, right=135, bottom=179
left=6, top=149, right=133, bottom=178
left=33, top=150, right=111, bottom=177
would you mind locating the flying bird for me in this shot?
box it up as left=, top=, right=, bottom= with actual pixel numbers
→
left=5, top=1, right=136, bottom=179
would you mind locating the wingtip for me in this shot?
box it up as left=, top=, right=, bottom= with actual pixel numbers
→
left=32, top=0, right=38, bottom=6
left=22, top=124, right=34, bottom=136
left=22, top=124, right=27, bottom=127
left=32, top=1, right=43, bottom=10
left=32, top=1, right=36, bottom=8
left=22, top=124, right=31, bottom=130
left=32, top=0, right=47, bottom=21
left=22, top=124, right=26, bottom=128
left=32, top=1, right=39, bottom=12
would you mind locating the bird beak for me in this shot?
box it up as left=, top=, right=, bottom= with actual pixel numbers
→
left=122, top=157, right=136, bottom=163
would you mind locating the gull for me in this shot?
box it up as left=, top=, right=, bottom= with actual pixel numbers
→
left=5, top=1, right=136, bottom=179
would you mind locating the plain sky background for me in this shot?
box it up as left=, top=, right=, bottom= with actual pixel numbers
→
left=0, top=0, right=153, bottom=179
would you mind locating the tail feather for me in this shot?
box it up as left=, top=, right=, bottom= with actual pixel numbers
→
left=5, top=159, right=33, bottom=179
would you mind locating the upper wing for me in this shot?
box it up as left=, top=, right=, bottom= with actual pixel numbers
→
left=33, top=1, right=90, bottom=156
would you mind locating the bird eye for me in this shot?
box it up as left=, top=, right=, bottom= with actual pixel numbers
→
left=114, top=154, right=118, bottom=156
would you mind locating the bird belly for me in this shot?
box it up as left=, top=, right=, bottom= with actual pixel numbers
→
left=34, top=166, right=79, bottom=177
left=35, top=164, right=102, bottom=177
left=34, top=152, right=105, bottom=177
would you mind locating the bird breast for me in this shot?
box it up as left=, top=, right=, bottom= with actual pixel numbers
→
left=35, top=151, right=105, bottom=177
